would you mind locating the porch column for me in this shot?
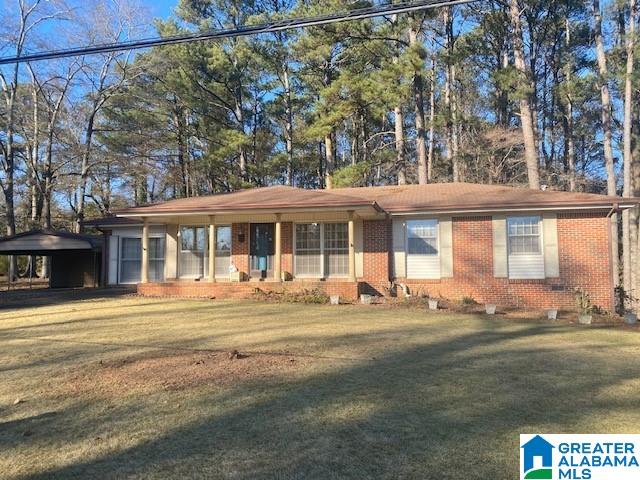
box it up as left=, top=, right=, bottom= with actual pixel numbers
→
left=208, top=216, right=216, bottom=283
left=348, top=211, right=357, bottom=282
left=141, top=218, right=150, bottom=283
left=274, top=214, right=282, bottom=281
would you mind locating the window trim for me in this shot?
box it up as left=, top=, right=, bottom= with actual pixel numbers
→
left=179, top=225, right=207, bottom=253
left=404, top=218, right=441, bottom=280
left=118, top=236, right=142, bottom=285
left=405, top=219, right=439, bottom=257
left=507, top=216, right=543, bottom=257
left=293, top=222, right=350, bottom=279
left=506, top=215, right=546, bottom=280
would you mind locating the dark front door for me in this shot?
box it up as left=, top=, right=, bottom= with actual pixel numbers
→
left=250, top=223, right=274, bottom=279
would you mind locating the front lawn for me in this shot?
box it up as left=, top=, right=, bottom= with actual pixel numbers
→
left=1, top=292, right=639, bottom=479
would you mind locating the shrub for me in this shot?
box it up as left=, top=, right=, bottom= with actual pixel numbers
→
left=460, top=295, right=478, bottom=306
left=252, top=288, right=329, bottom=304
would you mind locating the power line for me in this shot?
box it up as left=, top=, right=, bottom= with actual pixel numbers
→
left=0, top=0, right=474, bottom=65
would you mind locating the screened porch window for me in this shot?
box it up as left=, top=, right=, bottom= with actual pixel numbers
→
left=324, top=223, right=349, bottom=276
left=180, top=226, right=206, bottom=278
left=295, top=223, right=322, bottom=276
left=119, top=237, right=141, bottom=284
left=294, top=223, right=349, bottom=278
left=149, top=237, right=165, bottom=282
left=215, top=226, right=232, bottom=276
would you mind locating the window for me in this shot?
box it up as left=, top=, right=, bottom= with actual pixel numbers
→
left=295, top=223, right=322, bottom=276
left=508, top=216, right=541, bottom=255
left=215, top=226, right=232, bottom=276
left=324, top=223, right=349, bottom=276
left=180, top=226, right=206, bottom=278
left=148, top=237, right=165, bottom=282
left=406, top=220, right=441, bottom=279
left=407, top=220, right=438, bottom=255
left=181, top=226, right=206, bottom=252
left=119, top=237, right=141, bottom=284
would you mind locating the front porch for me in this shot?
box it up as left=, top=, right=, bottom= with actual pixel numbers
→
left=110, top=204, right=387, bottom=299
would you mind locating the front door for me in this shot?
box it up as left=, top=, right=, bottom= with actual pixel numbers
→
left=250, top=223, right=274, bottom=279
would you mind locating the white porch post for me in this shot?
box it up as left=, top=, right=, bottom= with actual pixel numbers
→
left=208, top=216, right=216, bottom=283
left=348, top=210, right=357, bottom=282
left=274, top=214, right=282, bottom=281
left=141, top=218, right=150, bottom=283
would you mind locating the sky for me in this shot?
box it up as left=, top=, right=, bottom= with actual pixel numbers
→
left=146, top=0, right=174, bottom=20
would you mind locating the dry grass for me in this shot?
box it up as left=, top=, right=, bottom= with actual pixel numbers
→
left=1, top=291, right=640, bottom=479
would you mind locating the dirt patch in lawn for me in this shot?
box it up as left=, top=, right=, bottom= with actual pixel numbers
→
left=66, top=350, right=313, bottom=397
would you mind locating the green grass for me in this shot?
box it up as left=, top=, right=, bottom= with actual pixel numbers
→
left=1, top=292, right=639, bottom=479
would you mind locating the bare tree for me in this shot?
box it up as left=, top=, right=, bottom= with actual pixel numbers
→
left=69, top=0, right=146, bottom=232
left=0, top=0, right=66, bottom=279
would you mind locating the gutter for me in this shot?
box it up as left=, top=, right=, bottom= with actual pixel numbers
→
left=114, top=202, right=383, bottom=218
left=387, top=203, right=638, bottom=216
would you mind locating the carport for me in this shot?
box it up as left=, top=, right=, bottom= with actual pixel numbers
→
left=0, top=231, right=102, bottom=289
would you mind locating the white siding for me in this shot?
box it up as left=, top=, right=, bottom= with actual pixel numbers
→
left=407, top=255, right=441, bottom=279
left=508, top=254, right=545, bottom=279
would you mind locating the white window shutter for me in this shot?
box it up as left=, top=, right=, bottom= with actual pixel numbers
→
left=492, top=215, right=508, bottom=278
left=439, top=217, right=453, bottom=278
left=392, top=219, right=406, bottom=278
left=108, top=235, right=119, bottom=285
left=542, top=213, right=560, bottom=278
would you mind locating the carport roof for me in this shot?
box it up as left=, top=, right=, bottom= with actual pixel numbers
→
left=0, top=230, right=102, bottom=255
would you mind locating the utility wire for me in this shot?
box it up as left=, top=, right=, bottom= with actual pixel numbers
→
left=0, top=0, right=474, bottom=65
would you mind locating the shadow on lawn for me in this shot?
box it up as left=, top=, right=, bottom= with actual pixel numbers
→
left=10, top=318, right=639, bottom=480
left=0, top=287, right=135, bottom=311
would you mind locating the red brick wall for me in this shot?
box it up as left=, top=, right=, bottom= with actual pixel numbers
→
left=282, top=222, right=293, bottom=276
left=383, top=213, right=614, bottom=311
left=363, top=219, right=391, bottom=281
left=138, top=280, right=359, bottom=300
left=231, top=223, right=249, bottom=274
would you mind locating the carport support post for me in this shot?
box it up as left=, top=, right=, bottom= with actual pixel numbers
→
left=274, top=214, right=282, bottom=282
left=141, top=218, right=150, bottom=284
left=348, top=210, right=357, bottom=283
left=208, top=216, right=216, bottom=283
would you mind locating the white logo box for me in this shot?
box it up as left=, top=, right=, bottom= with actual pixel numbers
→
left=520, top=434, right=640, bottom=480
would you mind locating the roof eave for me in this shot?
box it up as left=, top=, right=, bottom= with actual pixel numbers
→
left=386, top=202, right=638, bottom=215
left=114, top=202, right=381, bottom=217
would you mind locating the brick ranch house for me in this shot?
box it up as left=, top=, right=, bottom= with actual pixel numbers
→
left=85, top=183, right=639, bottom=310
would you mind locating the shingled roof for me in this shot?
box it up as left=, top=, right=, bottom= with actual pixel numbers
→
left=114, top=185, right=379, bottom=215
left=108, top=183, right=637, bottom=218
left=329, top=183, right=636, bottom=213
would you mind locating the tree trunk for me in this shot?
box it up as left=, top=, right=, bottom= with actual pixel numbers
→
left=410, top=25, right=428, bottom=184
left=444, top=7, right=460, bottom=182
left=594, top=0, right=620, bottom=289
left=395, top=106, right=407, bottom=185
left=324, top=132, right=335, bottom=189
left=427, top=54, right=436, bottom=181
left=74, top=108, right=97, bottom=233
left=509, top=0, right=540, bottom=189
left=622, top=0, right=637, bottom=302
left=283, top=67, right=294, bottom=186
